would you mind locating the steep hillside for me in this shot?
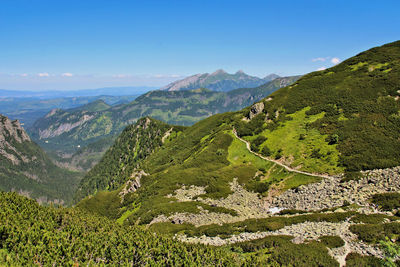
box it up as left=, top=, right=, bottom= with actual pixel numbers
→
left=0, top=114, right=80, bottom=204
left=75, top=117, right=185, bottom=201
left=49, top=136, right=115, bottom=172
left=77, top=41, right=400, bottom=266
left=29, top=76, right=298, bottom=156
left=235, top=40, right=400, bottom=174
left=161, top=69, right=279, bottom=92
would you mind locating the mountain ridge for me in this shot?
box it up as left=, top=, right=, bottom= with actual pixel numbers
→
left=28, top=76, right=299, bottom=170
left=161, top=69, right=280, bottom=92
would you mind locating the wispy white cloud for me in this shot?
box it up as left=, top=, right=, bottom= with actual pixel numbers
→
left=112, top=74, right=132, bottom=78
left=317, top=67, right=326, bottom=71
left=331, top=57, right=341, bottom=65
left=37, top=72, right=50, bottom=77
left=20, top=73, right=28, bottom=77
left=312, top=57, right=328, bottom=62
left=61, top=72, right=73, bottom=77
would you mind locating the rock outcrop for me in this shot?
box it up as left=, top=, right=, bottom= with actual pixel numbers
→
left=119, top=170, right=148, bottom=202
left=248, top=102, right=265, bottom=119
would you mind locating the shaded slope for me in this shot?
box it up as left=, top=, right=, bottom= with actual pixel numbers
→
left=74, top=117, right=185, bottom=201
left=0, top=114, right=80, bottom=204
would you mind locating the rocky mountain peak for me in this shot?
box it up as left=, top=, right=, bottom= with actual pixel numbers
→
left=263, top=73, right=280, bottom=81
left=0, top=114, right=31, bottom=143
left=211, top=69, right=227, bottom=76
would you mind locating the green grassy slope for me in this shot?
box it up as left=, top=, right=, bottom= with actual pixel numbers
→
left=78, top=112, right=315, bottom=224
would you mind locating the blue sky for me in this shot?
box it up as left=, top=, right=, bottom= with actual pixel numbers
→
left=0, top=0, right=399, bottom=91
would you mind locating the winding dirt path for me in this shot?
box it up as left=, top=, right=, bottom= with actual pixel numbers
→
left=232, top=128, right=334, bottom=179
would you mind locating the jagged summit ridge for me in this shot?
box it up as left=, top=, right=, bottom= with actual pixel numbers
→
left=161, top=69, right=280, bottom=92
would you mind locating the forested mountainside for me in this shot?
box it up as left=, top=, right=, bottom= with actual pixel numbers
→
left=0, top=114, right=80, bottom=204
left=161, top=69, right=279, bottom=92
left=29, top=76, right=298, bottom=158
left=75, top=41, right=400, bottom=266
left=75, top=117, right=185, bottom=202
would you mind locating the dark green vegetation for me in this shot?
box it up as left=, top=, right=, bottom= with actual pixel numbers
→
left=29, top=76, right=299, bottom=155
left=0, top=192, right=369, bottom=266
left=345, top=253, right=383, bottom=267
left=350, top=222, right=400, bottom=244
left=0, top=192, right=243, bottom=266
left=161, top=69, right=280, bottom=92
left=0, top=115, right=80, bottom=204
left=371, top=192, right=400, bottom=211
left=75, top=117, right=185, bottom=202
left=236, top=40, right=400, bottom=173
left=0, top=95, right=137, bottom=127
left=319, top=236, right=345, bottom=248
left=231, top=236, right=339, bottom=267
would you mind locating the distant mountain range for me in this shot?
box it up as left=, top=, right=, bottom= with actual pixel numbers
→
left=0, top=95, right=138, bottom=128
left=161, top=69, right=280, bottom=92
left=0, top=86, right=155, bottom=99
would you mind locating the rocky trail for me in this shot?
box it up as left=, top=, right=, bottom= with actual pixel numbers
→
left=232, top=128, right=334, bottom=180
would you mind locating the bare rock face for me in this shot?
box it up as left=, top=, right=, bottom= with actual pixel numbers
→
left=0, top=115, right=31, bottom=143
left=0, top=114, right=32, bottom=165
left=45, top=108, right=60, bottom=118
left=119, top=170, right=148, bottom=202
left=38, top=114, right=94, bottom=139
left=249, top=102, right=265, bottom=119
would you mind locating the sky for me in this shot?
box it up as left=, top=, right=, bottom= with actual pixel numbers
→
left=0, top=0, right=399, bottom=91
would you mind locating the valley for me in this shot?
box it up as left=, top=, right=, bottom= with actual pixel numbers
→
left=28, top=76, right=299, bottom=172
left=0, top=19, right=399, bottom=265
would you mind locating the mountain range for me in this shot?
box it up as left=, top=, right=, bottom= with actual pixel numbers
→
left=161, top=69, right=280, bottom=92
left=0, top=86, right=154, bottom=99
left=28, top=76, right=299, bottom=171
left=0, top=95, right=138, bottom=127
left=74, top=40, right=400, bottom=265
left=1, top=41, right=400, bottom=266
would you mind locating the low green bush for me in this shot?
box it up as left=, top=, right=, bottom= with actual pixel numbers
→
left=371, top=192, right=400, bottom=211
left=349, top=222, right=400, bottom=243
left=319, top=235, right=345, bottom=248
